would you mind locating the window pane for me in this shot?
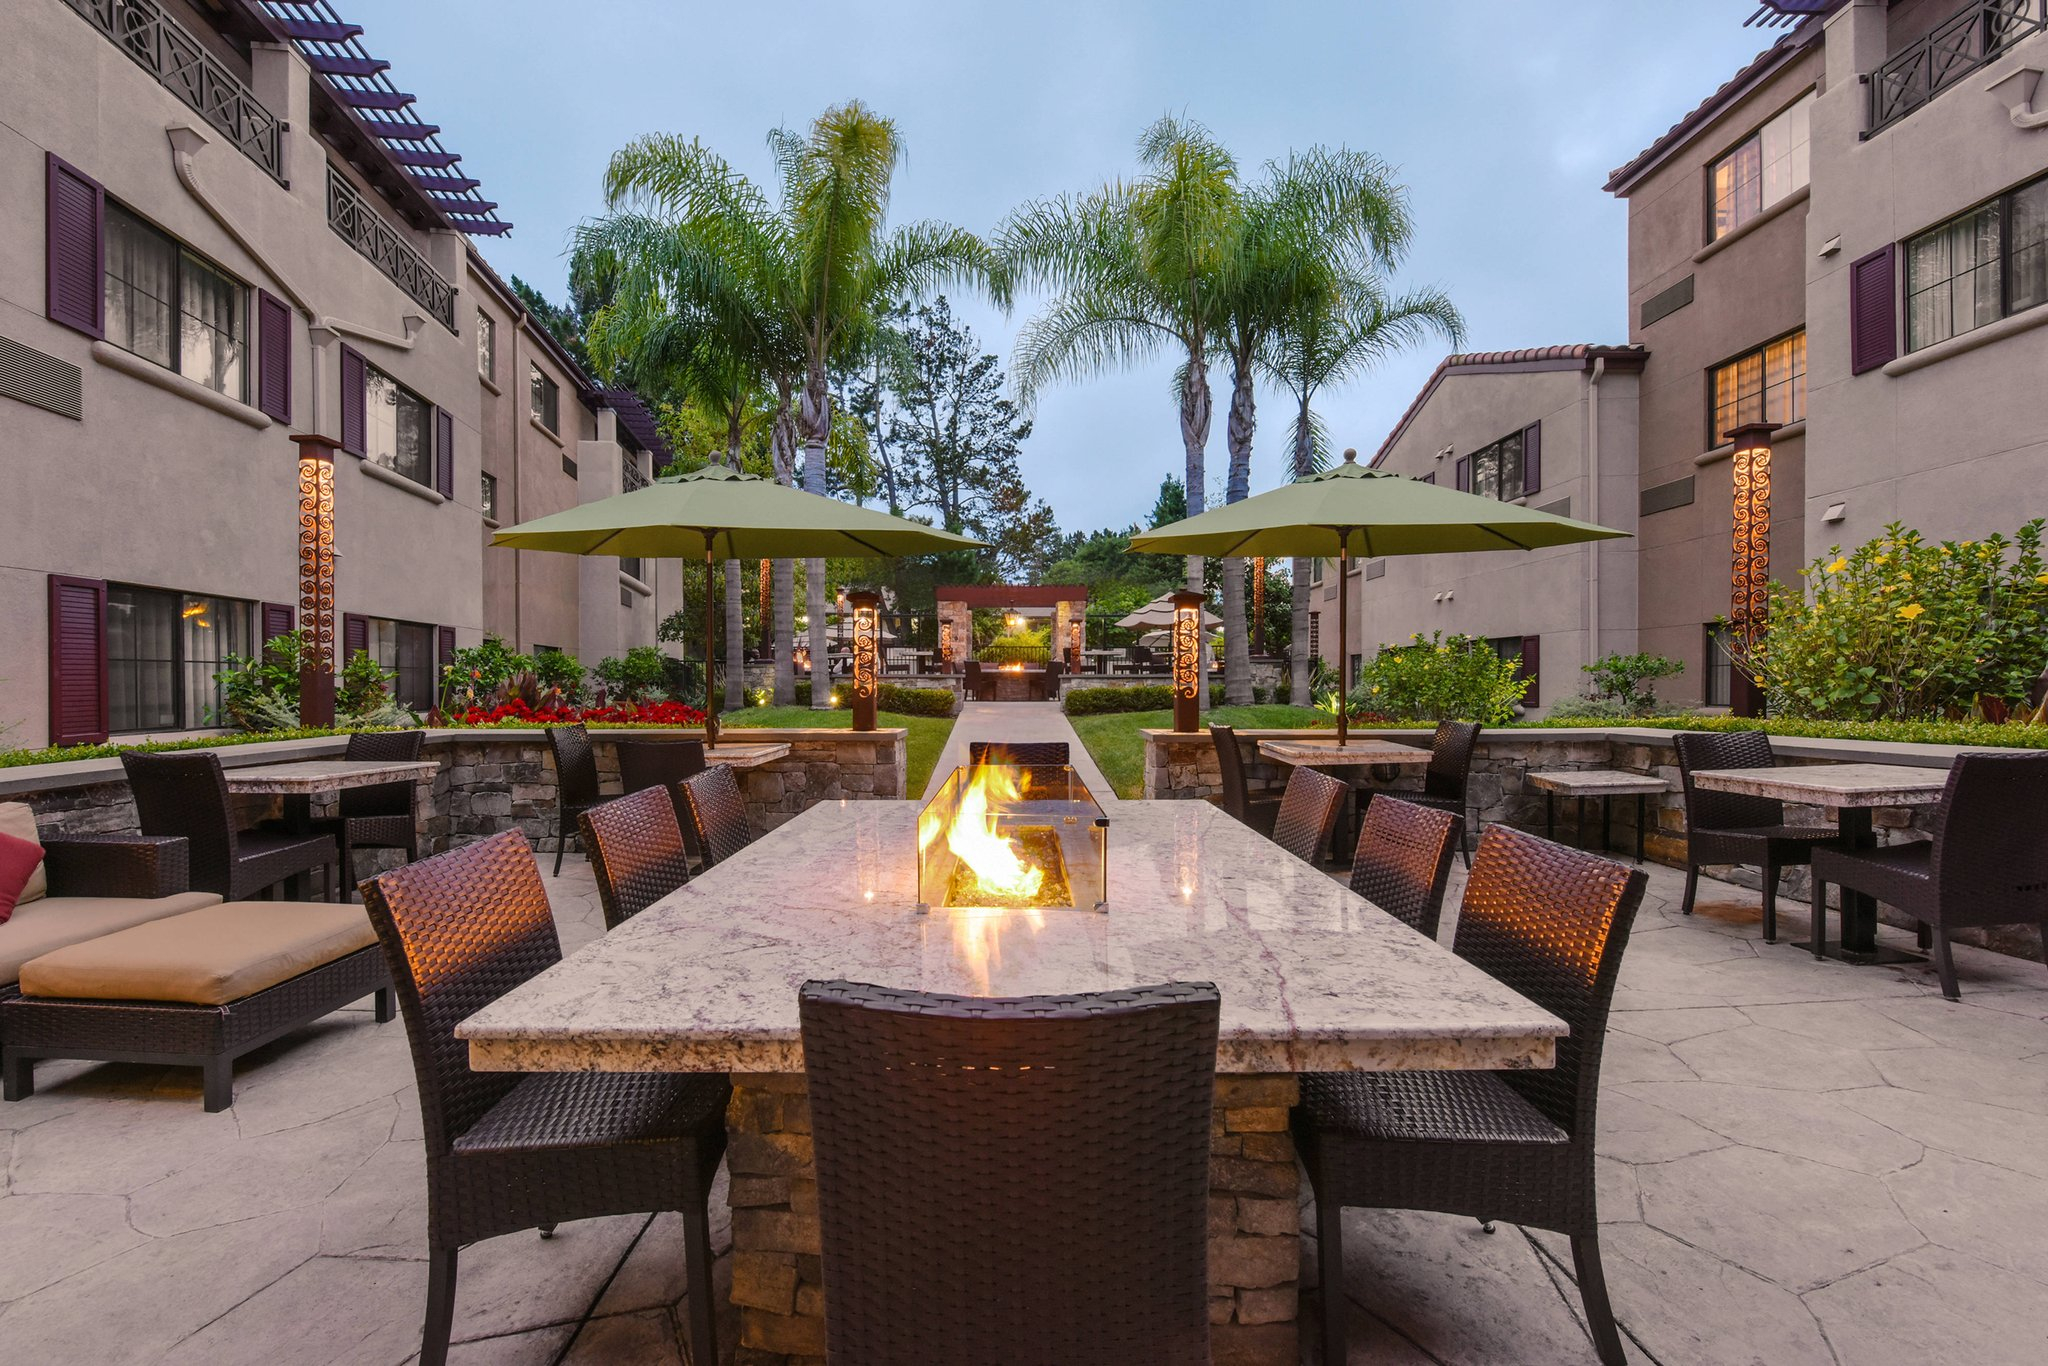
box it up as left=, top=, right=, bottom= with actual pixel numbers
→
left=1704, top=624, right=1732, bottom=707
left=1711, top=137, right=1763, bottom=240
left=108, top=587, right=177, bottom=733
left=177, top=253, right=245, bottom=399
left=103, top=207, right=175, bottom=368
left=1499, top=432, right=1523, bottom=500
left=1763, top=332, right=1806, bottom=426
left=396, top=623, right=434, bottom=712
left=2011, top=178, right=2048, bottom=315
left=1760, top=93, right=1814, bottom=208
left=365, top=365, right=433, bottom=487
left=481, top=472, right=497, bottom=521
left=180, top=595, right=250, bottom=728
left=477, top=311, right=494, bottom=380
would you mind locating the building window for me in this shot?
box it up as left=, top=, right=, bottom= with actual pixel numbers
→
left=1703, top=623, right=1734, bottom=707
left=1708, top=90, right=1813, bottom=242
left=477, top=309, right=495, bottom=381
left=1710, top=330, right=1805, bottom=444
left=621, top=556, right=644, bottom=583
left=364, top=362, right=433, bottom=488
left=1468, top=429, right=1527, bottom=502
left=365, top=617, right=437, bottom=713
left=480, top=471, right=498, bottom=521
left=530, top=363, right=560, bottom=433
left=106, top=585, right=255, bottom=733
left=103, top=204, right=247, bottom=400
left=1907, top=173, right=2048, bottom=351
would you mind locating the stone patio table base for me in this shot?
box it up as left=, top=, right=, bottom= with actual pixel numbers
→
left=725, top=1070, right=1300, bottom=1366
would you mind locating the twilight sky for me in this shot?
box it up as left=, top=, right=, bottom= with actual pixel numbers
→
left=347, top=0, right=1777, bottom=532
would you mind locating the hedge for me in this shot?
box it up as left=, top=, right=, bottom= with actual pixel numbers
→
left=789, top=681, right=957, bottom=716
left=0, top=726, right=387, bottom=770
left=1532, top=713, right=2048, bottom=749
left=1064, top=685, right=1176, bottom=715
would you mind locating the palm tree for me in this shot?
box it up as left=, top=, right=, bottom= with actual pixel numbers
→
left=1005, top=115, right=1238, bottom=706
left=1263, top=279, right=1465, bottom=704
left=1213, top=147, right=1432, bottom=702
left=592, top=104, right=1005, bottom=708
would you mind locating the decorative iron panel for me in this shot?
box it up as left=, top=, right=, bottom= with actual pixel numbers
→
left=326, top=165, right=457, bottom=331
left=1869, top=0, right=2043, bottom=132
left=63, top=0, right=285, bottom=181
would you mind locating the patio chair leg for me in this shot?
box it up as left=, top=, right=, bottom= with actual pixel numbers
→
left=1917, top=921, right=1933, bottom=950
left=373, top=988, right=395, bottom=1023
left=1810, top=880, right=1829, bottom=959
left=681, top=1197, right=719, bottom=1366
left=1931, top=930, right=1962, bottom=1002
left=1314, top=1188, right=1347, bottom=1366
left=537, top=1224, right=556, bottom=1239
left=421, top=1247, right=458, bottom=1366
left=2, top=1051, right=33, bottom=1102
left=552, top=824, right=565, bottom=877
left=1681, top=865, right=1699, bottom=915
left=1571, top=1232, right=1629, bottom=1366
left=1760, top=865, right=1780, bottom=944
left=202, top=1058, right=234, bottom=1113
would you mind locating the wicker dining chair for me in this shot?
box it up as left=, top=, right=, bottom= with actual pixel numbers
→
left=967, top=740, right=1071, bottom=767
left=1674, top=730, right=1842, bottom=941
left=615, top=738, right=707, bottom=866
left=360, top=833, right=728, bottom=1366
left=1811, top=752, right=2048, bottom=1000
left=1402, top=720, right=1482, bottom=868
left=680, top=765, right=753, bottom=867
left=1269, top=766, right=1350, bottom=866
left=800, top=979, right=1219, bottom=1365
left=1210, top=725, right=1282, bottom=837
left=122, top=751, right=340, bottom=900
left=308, top=729, right=425, bottom=898
left=1348, top=796, right=1464, bottom=940
left=579, top=787, right=693, bottom=931
left=1295, top=826, right=1648, bottom=1366
left=545, top=723, right=602, bottom=877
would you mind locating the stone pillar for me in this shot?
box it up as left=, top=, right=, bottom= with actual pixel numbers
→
left=726, top=1074, right=826, bottom=1364
left=1208, top=1074, right=1300, bottom=1365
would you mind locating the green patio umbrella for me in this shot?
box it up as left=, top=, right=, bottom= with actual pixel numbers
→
left=490, top=464, right=984, bottom=744
left=1128, top=449, right=1628, bottom=743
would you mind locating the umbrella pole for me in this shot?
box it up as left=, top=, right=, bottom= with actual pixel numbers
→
left=703, top=541, right=720, bottom=749
left=1337, top=542, right=1349, bottom=748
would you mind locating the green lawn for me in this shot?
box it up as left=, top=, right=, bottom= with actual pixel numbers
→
left=720, top=707, right=956, bottom=796
left=1070, top=704, right=1330, bottom=799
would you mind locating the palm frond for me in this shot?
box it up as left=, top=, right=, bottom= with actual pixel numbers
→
left=1011, top=284, right=1172, bottom=407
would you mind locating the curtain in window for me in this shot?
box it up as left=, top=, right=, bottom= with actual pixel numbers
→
left=1910, top=204, right=2002, bottom=349
left=178, top=254, right=244, bottom=398
left=108, top=588, right=177, bottom=733
left=2010, top=179, right=2048, bottom=318
left=104, top=208, right=175, bottom=368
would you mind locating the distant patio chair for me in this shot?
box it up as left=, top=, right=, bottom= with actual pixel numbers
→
left=1210, top=725, right=1281, bottom=837
left=1404, top=720, right=1483, bottom=868
left=1348, top=796, right=1463, bottom=940
left=1271, top=766, right=1349, bottom=865
left=615, top=738, right=707, bottom=866
left=580, top=787, right=692, bottom=930
left=311, top=729, right=425, bottom=898
left=1673, top=730, right=1842, bottom=941
left=680, top=765, right=754, bottom=868
left=968, top=741, right=1070, bottom=767
left=122, top=751, right=339, bottom=901
left=545, top=723, right=601, bottom=877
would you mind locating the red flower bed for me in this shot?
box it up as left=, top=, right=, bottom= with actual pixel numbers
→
left=447, top=698, right=708, bottom=728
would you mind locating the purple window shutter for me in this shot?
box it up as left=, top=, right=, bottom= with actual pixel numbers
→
left=1849, top=245, right=1897, bottom=374
left=339, top=346, right=366, bottom=454
left=261, top=602, right=296, bottom=645
left=342, top=612, right=368, bottom=662
left=47, top=575, right=109, bottom=745
left=1520, top=635, right=1541, bottom=707
left=1454, top=456, right=1471, bottom=492
left=1521, top=422, right=1542, bottom=495
left=437, top=626, right=456, bottom=673
left=45, top=154, right=104, bottom=338
left=435, top=407, right=454, bottom=499
left=256, top=292, right=292, bottom=422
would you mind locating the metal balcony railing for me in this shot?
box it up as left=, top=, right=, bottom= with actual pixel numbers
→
left=1869, top=0, right=2044, bottom=132
left=327, top=166, right=457, bottom=331
left=63, top=0, right=285, bottom=181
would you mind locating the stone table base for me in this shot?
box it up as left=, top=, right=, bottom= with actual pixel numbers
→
left=725, top=1071, right=1300, bottom=1366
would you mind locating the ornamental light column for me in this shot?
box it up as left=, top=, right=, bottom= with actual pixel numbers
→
left=848, top=589, right=881, bottom=732
left=1726, top=421, right=1779, bottom=718
left=290, top=433, right=341, bottom=726
left=1170, top=588, right=1204, bottom=733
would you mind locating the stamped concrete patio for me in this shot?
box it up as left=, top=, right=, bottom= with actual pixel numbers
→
left=1, top=849, right=2044, bottom=1363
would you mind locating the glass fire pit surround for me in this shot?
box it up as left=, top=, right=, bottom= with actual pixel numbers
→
left=917, top=764, right=1109, bottom=911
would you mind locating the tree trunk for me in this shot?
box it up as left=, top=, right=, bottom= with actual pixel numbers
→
left=1290, top=396, right=1316, bottom=710
left=1221, top=358, right=1256, bottom=705
left=1180, top=346, right=1213, bottom=712
left=724, top=561, right=744, bottom=711
left=771, top=382, right=799, bottom=706
left=800, top=365, right=832, bottom=710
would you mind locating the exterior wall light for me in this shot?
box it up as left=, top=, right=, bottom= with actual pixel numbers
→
left=291, top=433, right=342, bottom=726
left=1727, top=421, right=1780, bottom=717
left=1171, top=588, right=1204, bottom=733
left=848, top=589, right=880, bottom=732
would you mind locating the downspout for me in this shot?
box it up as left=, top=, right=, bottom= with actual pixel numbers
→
left=1585, top=357, right=1607, bottom=657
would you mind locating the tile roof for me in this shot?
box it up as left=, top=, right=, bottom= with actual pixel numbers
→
left=1370, top=345, right=1648, bottom=466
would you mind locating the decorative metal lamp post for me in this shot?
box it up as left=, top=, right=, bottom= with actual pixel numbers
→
left=290, top=433, right=341, bottom=726
left=1251, top=556, right=1267, bottom=656
left=1068, top=618, right=1083, bottom=671
left=939, top=617, right=955, bottom=671
left=1727, top=421, right=1779, bottom=717
left=848, top=589, right=881, bottom=732
left=1170, top=588, right=1205, bottom=733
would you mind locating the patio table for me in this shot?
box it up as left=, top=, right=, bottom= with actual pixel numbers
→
left=1689, top=762, right=1948, bottom=964
left=1528, top=769, right=1671, bottom=864
left=222, top=758, right=440, bottom=796
left=458, top=798, right=1562, bottom=1364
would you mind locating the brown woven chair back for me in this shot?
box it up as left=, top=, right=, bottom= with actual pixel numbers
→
left=967, top=740, right=1071, bottom=768
left=1931, top=753, right=2048, bottom=918
left=546, top=723, right=601, bottom=808
left=1674, top=729, right=1785, bottom=831
left=580, top=787, right=692, bottom=930
left=1453, top=826, right=1647, bottom=1138
left=681, top=765, right=753, bottom=866
left=616, top=739, right=707, bottom=794
left=359, top=831, right=562, bottom=1157
left=1210, top=725, right=1252, bottom=822
left=340, top=729, right=425, bottom=821
left=1272, top=766, right=1348, bottom=864
left=1423, top=720, right=1482, bottom=802
left=800, top=979, right=1219, bottom=1365
left=121, top=751, right=239, bottom=896
left=1348, top=796, right=1463, bottom=939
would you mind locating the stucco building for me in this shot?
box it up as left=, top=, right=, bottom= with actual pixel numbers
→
left=1, top=0, right=669, bottom=750
left=1313, top=0, right=2048, bottom=714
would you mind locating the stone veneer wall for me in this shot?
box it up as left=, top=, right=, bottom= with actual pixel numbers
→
left=1145, top=727, right=2041, bottom=960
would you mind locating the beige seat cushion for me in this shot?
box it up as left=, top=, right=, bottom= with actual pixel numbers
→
left=0, top=892, right=222, bottom=986
left=0, top=803, right=48, bottom=905
left=19, top=901, right=378, bottom=1006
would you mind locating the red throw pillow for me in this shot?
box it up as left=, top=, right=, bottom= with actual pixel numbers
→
left=0, top=829, right=46, bottom=925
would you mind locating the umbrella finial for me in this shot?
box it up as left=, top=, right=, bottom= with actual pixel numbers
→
left=1342, top=448, right=1358, bottom=463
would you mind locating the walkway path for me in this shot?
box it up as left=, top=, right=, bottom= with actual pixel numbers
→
left=922, top=700, right=1119, bottom=803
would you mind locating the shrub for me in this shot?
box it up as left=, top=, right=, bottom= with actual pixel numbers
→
left=1350, top=632, right=1530, bottom=724
left=1064, top=685, right=1175, bottom=716
left=1544, top=694, right=1634, bottom=722
left=1580, top=652, right=1685, bottom=715
left=1733, top=520, right=2048, bottom=721
left=216, top=629, right=306, bottom=729
left=533, top=648, right=586, bottom=705
left=879, top=684, right=956, bottom=717
left=593, top=645, right=670, bottom=703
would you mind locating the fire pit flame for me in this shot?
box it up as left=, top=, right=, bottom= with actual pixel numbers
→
left=943, top=765, right=1045, bottom=903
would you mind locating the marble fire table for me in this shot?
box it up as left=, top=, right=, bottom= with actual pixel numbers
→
left=459, top=799, right=1563, bottom=1363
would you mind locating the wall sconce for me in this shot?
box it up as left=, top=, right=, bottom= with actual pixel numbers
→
left=939, top=617, right=954, bottom=670
left=1251, top=556, right=1267, bottom=656
left=1170, top=588, right=1204, bottom=733
left=291, top=433, right=341, bottom=726
left=1727, top=421, right=1779, bottom=717
left=1004, top=611, right=1024, bottom=632
left=1068, top=618, right=1083, bottom=670
left=848, top=589, right=880, bottom=732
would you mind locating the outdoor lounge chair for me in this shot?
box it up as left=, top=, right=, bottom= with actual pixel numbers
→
left=800, top=978, right=1218, bottom=1363
left=580, top=787, right=693, bottom=930
left=1674, top=730, right=1842, bottom=941
left=1348, top=796, right=1463, bottom=940
left=1296, top=826, right=1648, bottom=1366
left=361, top=833, right=726, bottom=1366
left=123, top=751, right=340, bottom=900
